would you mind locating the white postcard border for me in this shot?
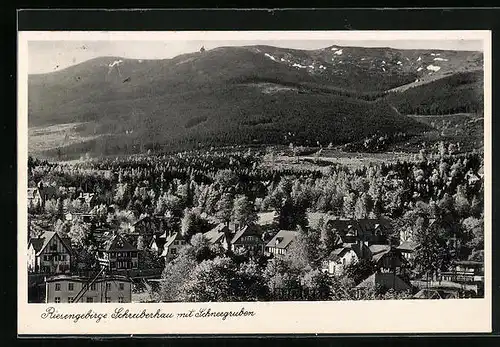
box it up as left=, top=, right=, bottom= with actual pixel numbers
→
left=18, top=30, right=492, bottom=335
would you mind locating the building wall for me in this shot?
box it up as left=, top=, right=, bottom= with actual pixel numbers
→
left=45, top=279, right=132, bottom=303
left=99, top=251, right=138, bottom=270
left=325, top=250, right=358, bottom=276
left=164, top=240, right=187, bottom=261
left=37, top=236, right=72, bottom=273
left=266, top=246, right=287, bottom=257
left=27, top=245, right=36, bottom=272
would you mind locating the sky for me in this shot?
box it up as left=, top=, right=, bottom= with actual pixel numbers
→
left=28, top=39, right=483, bottom=74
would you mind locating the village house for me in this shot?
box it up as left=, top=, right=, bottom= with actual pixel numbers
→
left=321, top=242, right=370, bottom=276
left=97, top=234, right=139, bottom=271
left=45, top=274, right=133, bottom=303
left=440, top=260, right=484, bottom=285
left=161, top=232, right=188, bottom=261
left=203, top=223, right=231, bottom=249
left=228, top=224, right=265, bottom=256
left=265, top=230, right=298, bottom=257
left=27, top=188, right=43, bottom=210
left=307, top=213, right=392, bottom=246
left=149, top=231, right=167, bottom=256
left=368, top=244, right=406, bottom=271
left=28, top=231, right=73, bottom=274
left=396, top=240, right=420, bottom=262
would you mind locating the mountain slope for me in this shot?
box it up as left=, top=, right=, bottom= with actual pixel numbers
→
left=28, top=45, right=482, bottom=158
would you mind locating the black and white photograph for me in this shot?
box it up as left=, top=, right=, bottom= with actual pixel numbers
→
left=17, top=29, right=492, bottom=335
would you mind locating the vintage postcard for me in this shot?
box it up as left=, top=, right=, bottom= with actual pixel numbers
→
left=18, top=30, right=492, bottom=335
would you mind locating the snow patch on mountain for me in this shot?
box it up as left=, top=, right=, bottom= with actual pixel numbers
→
left=292, top=63, right=307, bottom=69
left=264, top=53, right=278, bottom=62
left=334, top=49, right=343, bottom=55
left=433, top=57, right=448, bottom=61
left=417, top=67, right=423, bottom=72
left=109, top=59, right=123, bottom=68
left=426, top=65, right=441, bottom=72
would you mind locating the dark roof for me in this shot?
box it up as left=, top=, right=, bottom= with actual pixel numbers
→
left=41, top=186, right=58, bottom=199
left=265, top=230, right=298, bottom=250
left=308, top=213, right=392, bottom=241
left=29, top=238, right=44, bottom=253
left=29, top=231, right=73, bottom=256
left=101, top=234, right=137, bottom=252
left=231, top=224, right=262, bottom=244
left=307, top=212, right=351, bottom=230
left=356, top=273, right=411, bottom=290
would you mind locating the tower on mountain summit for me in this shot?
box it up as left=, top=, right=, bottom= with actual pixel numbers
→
left=200, top=46, right=205, bottom=53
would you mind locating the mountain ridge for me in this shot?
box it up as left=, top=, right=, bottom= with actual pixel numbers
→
left=28, top=44, right=483, bottom=159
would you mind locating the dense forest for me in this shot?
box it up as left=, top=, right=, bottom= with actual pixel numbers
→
left=385, top=71, right=484, bottom=115
left=28, top=139, right=484, bottom=301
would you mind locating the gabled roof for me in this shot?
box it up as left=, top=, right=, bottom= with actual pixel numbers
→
left=307, top=213, right=392, bottom=238
left=397, top=241, right=419, bottom=252
left=325, top=242, right=368, bottom=262
left=231, top=224, right=262, bottom=244
left=204, top=223, right=229, bottom=244
left=101, top=234, right=137, bottom=252
left=325, top=247, right=351, bottom=261
left=164, top=232, right=185, bottom=248
left=29, top=231, right=73, bottom=256
left=369, top=244, right=391, bottom=255
left=265, top=230, right=298, bottom=250
left=368, top=244, right=393, bottom=263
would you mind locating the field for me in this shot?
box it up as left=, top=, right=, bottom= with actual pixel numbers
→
left=261, top=149, right=417, bottom=172
left=28, top=122, right=102, bottom=154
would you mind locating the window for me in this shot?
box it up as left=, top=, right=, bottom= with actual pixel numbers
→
left=54, top=297, right=61, bottom=303
left=86, top=297, right=93, bottom=303
left=68, top=297, right=74, bottom=303
left=119, top=283, right=124, bottom=291
left=68, top=283, right=74, bottom=291
left=118, top=297, right=124, bottom=303
left=44, top=255, right=50, bottom=261
left=105, top=297, right=111, bottom=303
left=171, top=248, right=177, bottom=255
left=106, top=283, right=111, bottom=291
left=90, top=283, right=96, bottom=291
left=55, top=283, right=61, bottom=291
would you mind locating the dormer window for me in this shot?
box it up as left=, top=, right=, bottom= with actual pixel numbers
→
left=276, top=237, right=283, bottom=245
